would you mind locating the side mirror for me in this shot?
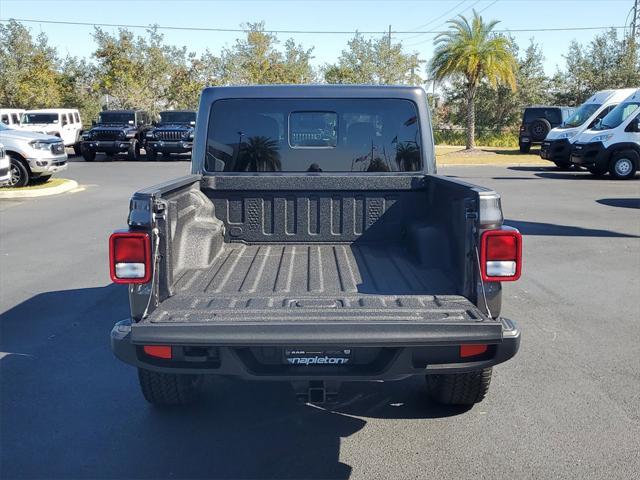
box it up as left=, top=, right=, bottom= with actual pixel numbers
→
left=137, top=121, right=144, bottom=127
left=634, top=118, right=640, bottom=133
left=152, top=120, right=157, bottom=127
left=91, top=120, right=96, bottom=126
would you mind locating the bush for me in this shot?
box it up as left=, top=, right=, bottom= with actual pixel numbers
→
left=433, top=129, right=519, bottom=148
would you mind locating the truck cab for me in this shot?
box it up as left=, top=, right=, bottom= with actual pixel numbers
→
left=570, top=89, right=640, bottom=179
left=145, top=110, right=196, bottom=161
left=540, top=89, right=635, bottom=168
left=109, top=86, right=522, bottom=407
left=20, top=109, right=83, bottom=150
left=81, top=110, right=152, bottom=161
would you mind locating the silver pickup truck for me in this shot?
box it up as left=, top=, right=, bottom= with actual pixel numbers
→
left=110, top=85, right=522, bottom=407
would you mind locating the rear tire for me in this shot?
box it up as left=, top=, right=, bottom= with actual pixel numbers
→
left=553, top=161, right=573, bottom=171
left=137, top=368, right=203, bottom=406
left=609, top=150, right=638, bottom=180
left=128, top=139, right=141, bottom=161
left=587, top=165, right=607, bottom=176
left=519, top=144, right=530, bottom=154
left=426, top=368, right=492, bottom=405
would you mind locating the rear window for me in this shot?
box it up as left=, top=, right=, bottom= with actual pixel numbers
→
left=205, top=99, right=422, bottom=172
left=524, top=108, right=562, bottom=125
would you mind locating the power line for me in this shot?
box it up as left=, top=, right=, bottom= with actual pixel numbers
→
left=0, top=17, right=628, bottom=35
left=404, top=0, right=469, bottom=40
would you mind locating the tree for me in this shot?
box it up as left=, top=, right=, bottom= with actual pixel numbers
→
left=0, top=20, right=61, bottom=108
left=440, top=39, right=549, bottom=132
left=217, top=22, right=315, bottom=85
left=551, top=29, right=640, bottom=105
left=58, top=56, right=102, bottom=127
left=430, top=10, right=517, bottom=149
left=324, top=33, right=423, bottom=85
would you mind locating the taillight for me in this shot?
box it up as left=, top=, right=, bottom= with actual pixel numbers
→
left=460, top=344, right=488, bottom=358
left=480, top=229, right=522, bottom=282
left=143, top=345, right=172, bottom=359
left=109, top=232, right=151, bottom=284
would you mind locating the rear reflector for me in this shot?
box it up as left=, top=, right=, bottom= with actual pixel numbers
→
left=460, top=344, right=488, bottom=358
left=109, top=232, right=151, bottom=284
left=143, top=345, right=172, bottom=359
left=480, top=229, right=522, bottom=282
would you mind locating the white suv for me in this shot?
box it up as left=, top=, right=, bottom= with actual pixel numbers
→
left=0, top=109, right=24, bottom=128
left=20, top=109, right=83, bottom=154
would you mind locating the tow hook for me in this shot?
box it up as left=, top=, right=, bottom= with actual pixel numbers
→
left=291, top=380, right=341, bottom=403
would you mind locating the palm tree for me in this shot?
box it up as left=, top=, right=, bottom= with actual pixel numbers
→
left=237, top=136, right=282, bottom=172
left=430, top=10, right=517, bottom=149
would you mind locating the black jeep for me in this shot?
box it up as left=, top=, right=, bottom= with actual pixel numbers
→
left=81, top=110, right=153, bottom=161
left=145, top=110, right=196, bottom=161
left=519, top=106, right=575, bottom=153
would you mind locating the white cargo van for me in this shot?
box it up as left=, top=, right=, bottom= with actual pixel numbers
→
left=570, top=89, right=640, bottom=179
left=540, top=88, right=636, bottom=168
left=20, top=109, right=83, bottom=153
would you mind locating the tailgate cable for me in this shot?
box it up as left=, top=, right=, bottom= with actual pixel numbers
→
left=475, top=245, right=494, bottom=319
left=141, top=227, right=161, bottom=319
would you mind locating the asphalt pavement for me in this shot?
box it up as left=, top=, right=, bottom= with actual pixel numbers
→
left=1, top=156, right=639, bottom=479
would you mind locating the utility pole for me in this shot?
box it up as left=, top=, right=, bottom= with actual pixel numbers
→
left=633, top=0, right=639, bottom=38
left=387, top=25, right=392, bottom=84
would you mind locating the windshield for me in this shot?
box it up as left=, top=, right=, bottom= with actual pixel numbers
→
left=99, top=112, right=135, bottom=124
left=562, top=103, right=601, bottom=128
left=206, top=98, right=422, bottom=173
left=160, top=111, right=196, bottom=124
left=595, top=101, right=640, bottom=130
left=22, top=113, right=58, bottom=124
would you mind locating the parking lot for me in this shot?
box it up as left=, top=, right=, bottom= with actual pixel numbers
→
left=1, top=158, right=639, bottom=479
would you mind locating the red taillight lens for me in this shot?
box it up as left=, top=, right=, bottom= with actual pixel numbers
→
left=143, top=345, right=172, bottom=359
left=460, top=344, right=488, bottom=358
left=109, top=232, right=151, bottom=284
left=480, top=229, right=522, bottom=282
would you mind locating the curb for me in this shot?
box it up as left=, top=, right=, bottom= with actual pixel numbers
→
left=0, top=179, right=79, bottom=199
left=438, top=163, right=549, bottom=167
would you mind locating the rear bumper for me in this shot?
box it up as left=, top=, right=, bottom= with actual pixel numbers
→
left=570, top=142, right=608, bottom=168
left=111, top=317, right=520, bottom=379
left=147, top=140, right=192, bottom=153
left=82, top=140, right=132, bottom=153
left=540, top=138, right=571, bottom=163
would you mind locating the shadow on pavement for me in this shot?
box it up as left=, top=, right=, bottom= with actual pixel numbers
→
left=596, top=198, right=640, bottom=209
left=1, top=285, right=468, bottom=479
left=505, top=219, right=639, bottom=238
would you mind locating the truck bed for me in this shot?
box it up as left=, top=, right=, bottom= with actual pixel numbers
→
left=133, top=242, right=501, bottom=346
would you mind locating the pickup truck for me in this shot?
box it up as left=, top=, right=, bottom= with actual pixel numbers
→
left=110, top=86, right=522, bottom=407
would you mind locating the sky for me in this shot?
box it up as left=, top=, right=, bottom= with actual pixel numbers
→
left=0, top=0, right=635, bottom=78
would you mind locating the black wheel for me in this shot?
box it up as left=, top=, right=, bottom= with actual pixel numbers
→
left=609, top=150, right=638, bottom=180
left=553, top=161, right=573, bottom=171
left=7, top=156, right=30, bottom=187
left=82, top=147, right=96, bottom=162
left=587, top=165, right=607, bottom=176
left=529, top=118, right=551, bottom=141
left=137, top=368, right=203, bottom=406
left=426, top=368, right=492, bottom=405
left=146, top=147, right=157, bottom=161
left=73, top=143, right=81, bottom=156
left=128, top=139, right=141, bottom=161
left=519, top=144, right=530, bottom=154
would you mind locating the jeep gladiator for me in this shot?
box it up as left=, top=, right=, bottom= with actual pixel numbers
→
left=110, top=86, right=522, bottom=406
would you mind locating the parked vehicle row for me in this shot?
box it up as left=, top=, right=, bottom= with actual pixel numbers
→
left=538, top=88, right=640, bottom=179
left=80, top=109, right=196, bottom=162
